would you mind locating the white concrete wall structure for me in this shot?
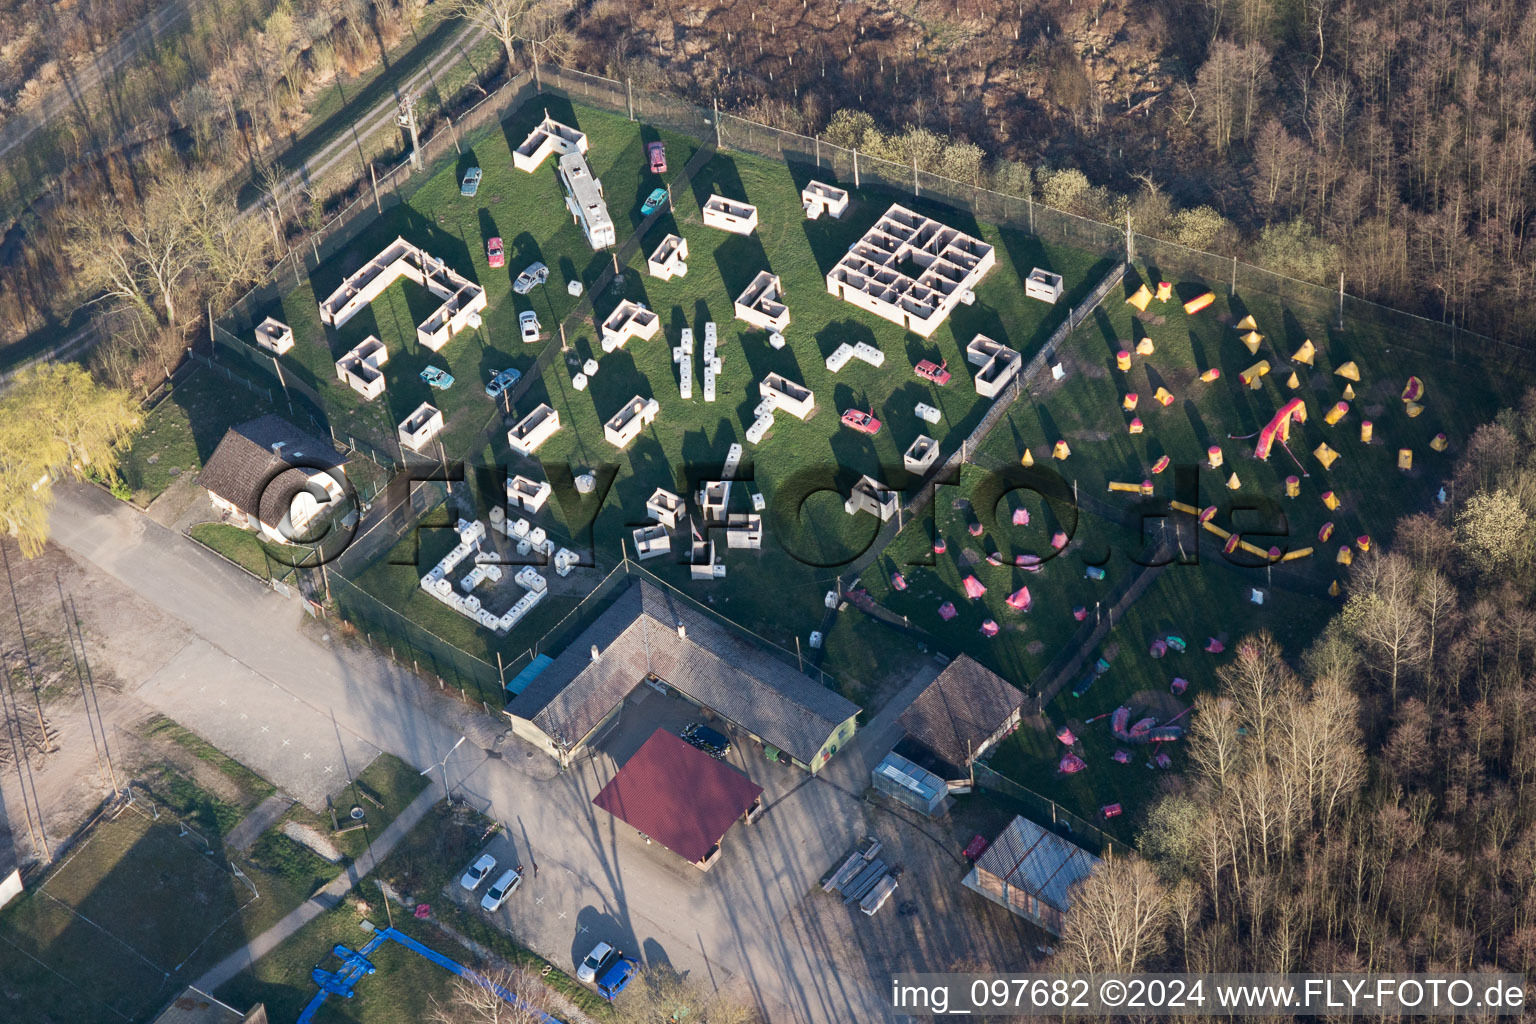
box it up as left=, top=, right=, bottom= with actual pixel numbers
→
left=513, top=115, right=589, bottom=172
left=733, top=271, right=790, bottom=332
left=604, top=395, right=660, bottom=449
left=851, top=341, right=885, bottom=367
left=702, top=322, right=720, bottom=402
left=966, top=333, right=1022, bottom=399
left=508, top=404, right=561, bottom=456
left=335, top=335, right=389, bottom=399
left=845, top=474, right=899, bottom=521
left=419, top=518, right=548, bottom=635
left=255, top=317, right=294, bottom=355
left=600, top=300, right=661, bottom=353
left=508, top=474, right=552, bottom=514
left=674, top=328, right=694, bottom=400
left=802, top=180, right=850, bottom=220
left=318, top=236, right=486, bottom=352
left=904, top=434, right=940, bottom=473
left=825, top=204, right=995, bottom=338
left=397, top=402, right=444, bottom=452
left=702, top=195, right=759, bottom=235
left=759, top=372, right=816, bottom=420
left=632, top=524, right=671, bottom=560
left=647, top=234, right=689, bottom=280
left=825, top=343, right=854, bottom=373
left=914, top=402, right=942, bottom=424
left=647, top=488, right=686, bottom=529
left=1025, top=268, right=1064, bottom=304
left=725, top=513, right=763, bottom=549
left=558, top=151, right=615, bottom=250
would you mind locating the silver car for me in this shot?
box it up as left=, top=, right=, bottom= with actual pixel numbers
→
left=459, top=853, right=496, bottom=891
left=513, top=262, right=549, bottom=295
left=577, top=940, right=615, bottom=983
left=480, top=867, right=522, bottom=911
left=519, top=310, right=542, bottom=344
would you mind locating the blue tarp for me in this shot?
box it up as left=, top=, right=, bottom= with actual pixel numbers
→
left=506, top=653, right=554, bottom=694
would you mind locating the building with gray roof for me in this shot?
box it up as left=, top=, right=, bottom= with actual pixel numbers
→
left=506, top=582, right=860, bottom=772
left=962, top=815, right=1099, bottom=935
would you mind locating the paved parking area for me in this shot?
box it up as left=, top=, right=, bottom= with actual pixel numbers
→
left=136, top=637, right=382, bottom=810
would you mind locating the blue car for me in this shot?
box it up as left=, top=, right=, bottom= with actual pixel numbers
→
left=595, top=956, right=638, bottom=1001
left=640, top=188, right=667, bottom=216
left=485, top=368, right=521, bottom=399
left=420, top=366, right=454, bottom=390
left=460, top=167, right=482, bottom=197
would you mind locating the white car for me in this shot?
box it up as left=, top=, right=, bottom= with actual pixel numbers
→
left=577, top=940, right=615, bottom=984
left=513, top=261, right=549, bottom=295
left=459, top=853, right=496, bottom=891
left=519, top=310, right=541, bottom=344
left=480, top=867, right=522, bottom=912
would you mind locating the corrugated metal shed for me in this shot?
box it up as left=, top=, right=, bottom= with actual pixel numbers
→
left=973, top=815, right=1098, bottom=913
left=871, top=752, right=946, bottom=815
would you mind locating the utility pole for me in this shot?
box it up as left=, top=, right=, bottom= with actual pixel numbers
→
left=57, top=577, right=105, bottom=787
left=397, top=93, right=423, bottom=171
left=69, top=596, right=118, bottom=795
left=2, top=542, right=49, bottom=751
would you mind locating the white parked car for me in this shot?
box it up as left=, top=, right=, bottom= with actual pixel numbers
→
left=480, top=867, right=522, bottom=912
left=513, top=262, right=549, bottom=294
left=459, top=853, right=496, bottom=891
left=577, top=940, right=615, bottom=984
left=519, top=309, right=542, bottom=344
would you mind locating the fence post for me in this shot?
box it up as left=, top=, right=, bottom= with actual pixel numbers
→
left=370, top=163, right=381, bottom=213
left=626, top=78, right=634, bottom=120
left=1231, top=255, right=1238, bottom=294
left=713, top=97, right=721, bottom=148
left=912, top=152, right=919, bottom=198
left=1338, top=271, right=1345, bottom=331
left=853, top=148, right=860, bottom=189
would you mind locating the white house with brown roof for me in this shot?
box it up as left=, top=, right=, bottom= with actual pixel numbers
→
left=197, top=415, right=347, bottom=544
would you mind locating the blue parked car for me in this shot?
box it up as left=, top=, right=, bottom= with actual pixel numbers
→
left=420, top=365, right=454, bottom=390
left=460, top=167, right=482, bottom=197
left=595, top=956, right=638, bottom=1001
left=485, top=368, right=521, bottom=399
left=640, top=188, right=667, bottom=216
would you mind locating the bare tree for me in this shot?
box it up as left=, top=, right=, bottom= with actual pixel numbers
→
left=427, top=966, right=558, bottom=1024
left=441, top=0, right=575, bottom=74
left=1059, top=856, right=1170, bottom=973
left=1344, top=553, right=1428, bottom=706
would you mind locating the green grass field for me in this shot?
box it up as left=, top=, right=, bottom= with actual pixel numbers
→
left=254, top=96, right=1108, bottom=686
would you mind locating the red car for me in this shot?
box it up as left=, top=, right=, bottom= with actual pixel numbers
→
left=915, top=359, right=951, bottom=385
left=840, top=408, right=882, bottom=436
left=486, top=236, right=504, bottom=268
left=646, top=141, right=667, bottom=174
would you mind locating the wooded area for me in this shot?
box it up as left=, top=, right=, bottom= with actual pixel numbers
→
left=1051, top=389, right=1536, bottom=978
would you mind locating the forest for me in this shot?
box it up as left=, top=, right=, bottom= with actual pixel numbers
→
left=575, top=0, right=1536, bottom=342
left=1046, top=389, right=1536, bottom=982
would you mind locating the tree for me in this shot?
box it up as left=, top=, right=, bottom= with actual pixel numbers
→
left=613, top=968, right=760, bottom=1024
left=427, top=966, right=557, bottom=1024
left=0, top=364, right=139, bottom=556
left=63, top=165, right=266, bottom=336
left=1343, top=553, right=1427, bottom=706
left=1059, top=856, right=1170, bottom=973
left=442, top=0, right=575, bottom=74
left=1456, top=489, right=1531, bottom=580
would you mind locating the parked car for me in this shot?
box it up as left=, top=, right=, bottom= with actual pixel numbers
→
left=486, top=236, right=504, bottom=268
left=576, top=941, right=615, bottom=984
left=485, top=368, right=522, bottom=399
left=480, top=867, right=522, bottom=912
left=460, top=167, right=482, bottom=197
left=459, top=853, right=496, bottom=891
left=595, top=956, right=639, bottom=1001
left=513, top=262, right=549, bottom=294
left=420, top=365, right=455, bottom=390
left=519, top=310, right=542, bottom=344
left=914, top=358, right=951, bottom=385
left=646, top=141, right=667, bottom=174
left=840, top=408, right=882, bottom=436
left=640, top=188, right=668, bottom=216
left=682, top=724, right=730, bottom=758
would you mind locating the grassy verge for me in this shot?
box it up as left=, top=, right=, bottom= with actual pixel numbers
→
left=118, top=365, right=292, bottom=505
left=145, top=714, right=279, bottom=804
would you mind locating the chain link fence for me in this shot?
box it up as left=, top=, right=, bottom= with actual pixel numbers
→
left=973, top=762, right=1129, bottom=859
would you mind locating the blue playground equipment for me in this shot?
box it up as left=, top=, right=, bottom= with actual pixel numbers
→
left=297, top=926, right=564, bottom=1024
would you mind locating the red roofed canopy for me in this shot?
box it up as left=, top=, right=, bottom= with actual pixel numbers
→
left=592, top=730, right=763, bottom=863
